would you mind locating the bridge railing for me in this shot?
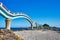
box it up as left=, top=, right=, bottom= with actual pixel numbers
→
left=2, top=4, right=9, bottom=12
left=0, top=3, right=33, bottom=23
left=17, top=13, right=32, bottom=20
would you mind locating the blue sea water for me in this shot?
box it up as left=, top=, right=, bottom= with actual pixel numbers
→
left=0, top=27, right=31, bottom=31
left=0, top=27, right=60, bottom=31
left=11, top=27, right=30, bottom=31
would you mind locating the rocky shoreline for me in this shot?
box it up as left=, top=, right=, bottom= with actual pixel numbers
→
left=0, top=29, right=23, bottom=40
left=0, top=29, right=60, bottom=40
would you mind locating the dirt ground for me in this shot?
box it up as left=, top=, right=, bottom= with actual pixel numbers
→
left=14, top=30, right=60, bottom=40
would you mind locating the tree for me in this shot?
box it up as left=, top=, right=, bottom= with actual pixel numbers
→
left=43, top=24, right=49, bottom=27
left=43, top=24, right=50, bottom=29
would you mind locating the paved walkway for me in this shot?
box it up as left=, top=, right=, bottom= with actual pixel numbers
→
left=14, top=30, right=60, bottom=40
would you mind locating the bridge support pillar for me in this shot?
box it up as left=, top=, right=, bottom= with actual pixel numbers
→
left=31, top=26, right=33, bottom=30
left=31, top=23, right=33, bottom=30
left=5, top=19, right=11, bottom=30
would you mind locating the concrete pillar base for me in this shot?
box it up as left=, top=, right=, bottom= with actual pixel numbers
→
left=5, top=19, right=11, bottom=30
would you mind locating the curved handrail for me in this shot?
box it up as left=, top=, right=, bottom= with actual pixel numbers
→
left=0, top=10, right=33, bottom=23
left=0, top=3, right=33, bottom=22
left=0, top=3, right=34, bottom=29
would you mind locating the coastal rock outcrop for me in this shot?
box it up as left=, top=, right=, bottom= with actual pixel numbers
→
left=0, top=29, right=23, bottom=40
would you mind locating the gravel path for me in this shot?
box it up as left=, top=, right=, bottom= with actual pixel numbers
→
left=14, top=30, right=60, bottom=40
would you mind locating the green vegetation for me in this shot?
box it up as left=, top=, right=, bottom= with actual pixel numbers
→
left=43, top=24, right=51, bottom=29
left=29, top=23, right=60, bottom=31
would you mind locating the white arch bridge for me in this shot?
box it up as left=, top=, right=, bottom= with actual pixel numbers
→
left=0, top=3, right=34, bottom=30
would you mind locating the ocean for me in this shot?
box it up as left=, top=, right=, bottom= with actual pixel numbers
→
left=0, top=27, right=60, bottom=31
left=0, top=27, right=31, bottom=31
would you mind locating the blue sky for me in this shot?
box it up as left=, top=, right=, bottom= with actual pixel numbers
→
left=0, top=0, right=60, bottom=28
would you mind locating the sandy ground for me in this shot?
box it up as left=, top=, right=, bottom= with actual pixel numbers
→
left=14, top=30, right=60, bottom=40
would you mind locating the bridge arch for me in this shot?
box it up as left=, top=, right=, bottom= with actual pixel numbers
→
left=0, top=9, right=33, bottom=30
left=0, top=11, right=34, bottom=30
left=11, top=18, right=31, bottom=29
left=0, top=3, right=33, bottom=30
left=10, top=14, right=33, bottom=30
